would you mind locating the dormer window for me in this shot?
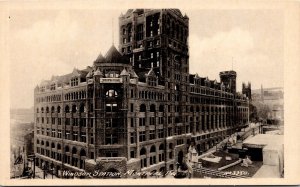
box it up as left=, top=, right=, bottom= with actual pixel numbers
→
left=50, top=84, right=56, bottom=90
left=40, top=86, right=45, bottom=92
left=71, top=78, right=78, bottom=87
left=148, top=77, right=156, bottom=87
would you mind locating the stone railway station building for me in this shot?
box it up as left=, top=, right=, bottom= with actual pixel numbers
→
left=34, top=9, right=250, bottom=177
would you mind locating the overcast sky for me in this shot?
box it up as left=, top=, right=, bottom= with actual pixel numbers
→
left=9, top=8, right=284, bottom=109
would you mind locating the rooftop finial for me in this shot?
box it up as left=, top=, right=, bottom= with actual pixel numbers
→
left=112, top=18, right=114, bottom=45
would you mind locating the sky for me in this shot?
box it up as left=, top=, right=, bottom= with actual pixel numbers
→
left=9, top=8, right=284, bottom=109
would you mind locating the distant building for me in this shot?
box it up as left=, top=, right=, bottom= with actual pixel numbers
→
left=252, top=86, right=284, bottom=121
left=10, top=123, right=34, bottom=178
left=242, top=82, right=252, bottom=100
left=33, top=9, right=250, bottom=177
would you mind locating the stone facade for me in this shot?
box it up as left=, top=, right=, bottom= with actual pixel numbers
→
left=33, top=9, right=250, bottom=178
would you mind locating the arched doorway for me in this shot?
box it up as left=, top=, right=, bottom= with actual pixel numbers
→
left=178, top=150, right=184, bottom=164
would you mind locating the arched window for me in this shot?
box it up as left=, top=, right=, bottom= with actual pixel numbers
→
left=41, top=107, right=44, bottom=113
left=51, top=106, right=55, bottom=113
left=196, top=106, right=200, bottom=112
left=36, top=139, right=40, bottom=144
left=169, top=143, right=173, bottom=149
left=150, top=104, right=156, bottom=112
left=41, top=141, right=44, bottom=145
left=57, top=106, right=61, bottom=113
left=46, top=141, right=49, bottom=147
left=150, top=145, right=156, bottom=153
left=80, top=149, right=86, bottom=157
left=72, top=105, right=77, bottom=113
left=36, top=108, right=39, bottom=113
left=159, top=105, right=164, bottom=112
left=106, top=90, right=118, bottom=97
left=46, top=107, right=49, bottom=113
left=51, top=142, right=55, bottom=149
left=159, top=144, right=164, bottom=150
left=65, top=146, right=70, bottom=152
left=72, top=147, right=77, bottom=154
left=140, top=104, right=146, bottom=112
left=57, top=144, right=61, bottom=150
left=140, top=147, right=146, bottom=155
left=65, top=105, right=70, bottom=113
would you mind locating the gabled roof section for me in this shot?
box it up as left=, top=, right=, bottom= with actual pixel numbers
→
left=105, top=45, right=129, bottom=64
left=71, top=68, right=88, bottom=78
left=146, top=68, right=156, bottom=77
left=94, top=52, right=106, bottom=64
left=94, top=68, right=103, bottom=76
left=120, top=68, right=129, bottom=76
left=131, top=70, right=138, bottom=78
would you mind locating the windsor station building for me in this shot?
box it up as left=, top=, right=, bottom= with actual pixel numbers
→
left=34, top=9, right=250, bottom=177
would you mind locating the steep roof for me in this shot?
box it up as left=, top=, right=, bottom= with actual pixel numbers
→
left=94, top=52, right=106, bottom=64
left=104, top=45, right=129, bottom=64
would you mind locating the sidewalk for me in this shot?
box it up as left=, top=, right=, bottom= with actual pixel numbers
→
left=34, top=166, right=59, bottom=179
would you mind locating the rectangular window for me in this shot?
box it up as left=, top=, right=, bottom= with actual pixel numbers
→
left=65, top=131, right=70, bottom=140
left=130, top=103, right=134, bottom=112
left=149, top=130, right=156, bottom=140
left=80, top=132, right=86, bottom=143
left=168, top=127, right=172, bottom=136
left=158, top=129, right=164, bottom=138
left=105, top=133, right=118, bottom=144
left=57, top=118, right=61, bottom=125
left=58, top=130, right=62, bottom=138
left=149, top=117, right=155, bottom=125
left=139, top=118, right=146, bottom=126
left=71, top=78, right=78, bottom=87
left=158, top=117, right=164, bottom=124
left=130, top=118, right=134, bottom=127
left=137, top=24, right=143, bottom=41
left=130, top=132, right=135, bottom=144
left=73, top=118, right=78, bottom=126
left=73, top=131, right=78, bottom=141
left=130, top=151, right=135, bottom=158
left=139, top=131, right=146, bottom=142
left=51, top=130, right=56, bottom=137
left=80, top=118, right=86, bottom=127
left=65, top=118, right=70, bottom=125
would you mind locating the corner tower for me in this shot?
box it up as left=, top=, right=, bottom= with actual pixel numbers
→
left=219, top=70, right=237, bottom=93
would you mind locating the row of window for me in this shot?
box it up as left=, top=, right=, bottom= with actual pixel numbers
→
left=191, top=86, right=234, bottom=98
left=36, top=94, right=62, bottom=103
left=36, top=129, right=91, bottom=143
left=36, top=117, right=90, bottom=127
